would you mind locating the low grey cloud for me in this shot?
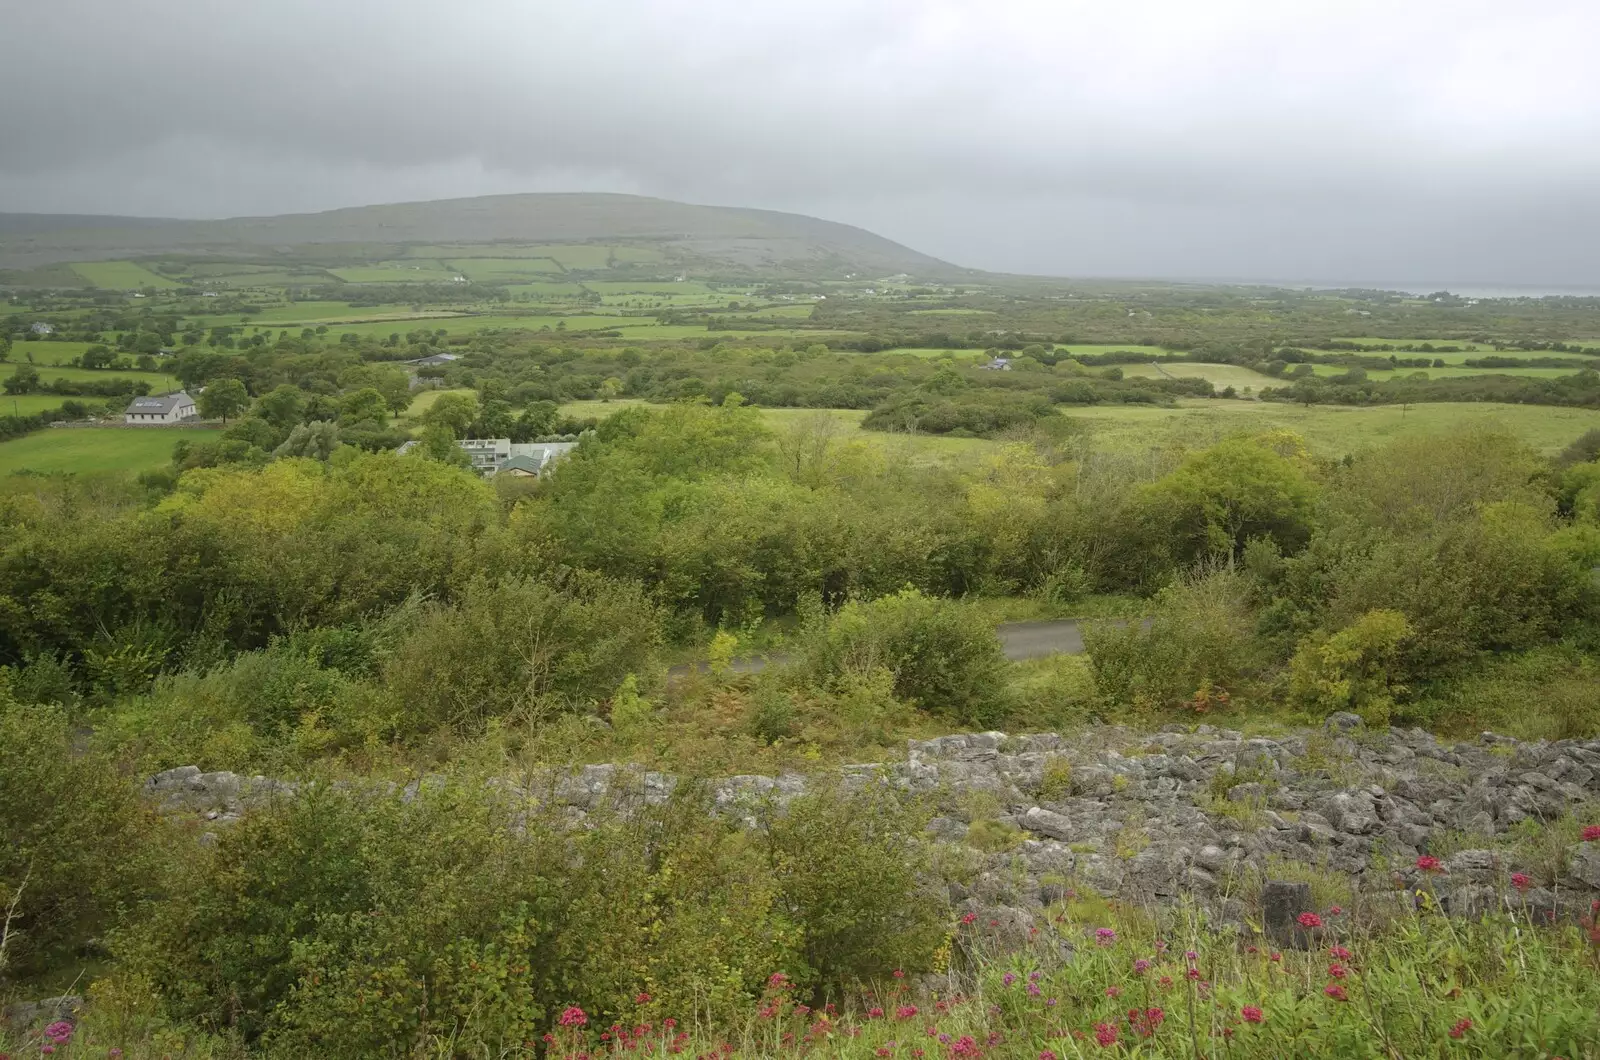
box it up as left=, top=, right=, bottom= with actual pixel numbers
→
left=3, top=0, right=1599, bottom=284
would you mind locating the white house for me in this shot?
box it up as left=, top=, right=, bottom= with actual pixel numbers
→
left=29, top=322, right=53, bottom=336
left=124, top=391, right=197, bottom=425
left=397, top=437, right=578, bottom=476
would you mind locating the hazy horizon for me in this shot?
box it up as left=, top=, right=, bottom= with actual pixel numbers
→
left=6, top=1, right=1600, bottom=285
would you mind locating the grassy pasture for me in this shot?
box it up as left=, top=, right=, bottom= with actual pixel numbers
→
left=0, top=427, right=221, bottom=475
left=1067, top=399, right=1600, bottom=457
left=450, top=258, right=565, bottom=281
left=69, top=261, right=180, bottom=289
left=1119, top=362, right=1281, bottom=391
left=211, top=271, right=336, bottom=287
left=0, top=394, right=107, bottom=416
left=506, top=282, right=590, bottom=298
left=584, top=281, right=714, bottom=296
left=907, top=307, right=996, bottom=315
left=11, top=341, right=98, bottom=365
left=329, top=262, right=464, bottom=284
left=32, top=366, right=181, bottom=388
left=1303, top=362, right=1584, bottom=380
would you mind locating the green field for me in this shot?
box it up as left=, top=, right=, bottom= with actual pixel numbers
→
left=583, top=281, right=714, bottom=296
left=329, top=262, right=465, bottom=284
left=1067, top=400, right=1600, bottom=457
left=0, top=394, right=105, bottom=415
left=0, top=427, right=221, bottom=475
left=450, top=258, right=565, bottom=281
left=69, top=261, right=181, bottom=290
left=11, top=341, right=98, bottom=365
left=1120, top=362, right=1281, bottom=390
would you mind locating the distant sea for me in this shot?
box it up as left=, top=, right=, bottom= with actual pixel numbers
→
left=1233, top=280, right=1600, bottom=300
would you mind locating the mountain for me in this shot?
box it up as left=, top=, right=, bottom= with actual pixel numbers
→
left=0, top=194, right=968, bottom=279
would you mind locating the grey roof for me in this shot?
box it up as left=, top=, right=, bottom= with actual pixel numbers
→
left=125, top=391, right=193, bottom=415
left=497, top=454, right=545, bottom=475
left=407, top=353, right=459, bottom=366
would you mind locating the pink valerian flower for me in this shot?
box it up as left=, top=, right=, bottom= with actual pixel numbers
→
left=1328, top=905, right=1343, bottom=915
left=1105, top=986, right=1121, bottom=998
left=1185, top=968, right=1202, bottom=981
left=949, top=1035, right=981, bottom=1057
left=1240, top=1005, right=1264, bottom=1024
left=1324, top=984, right=1348, bottom=1001
left=1329, top=945, right=1352, bottom=961
left=1416, top=855, right=1443, bottom=872
left=1581, top=825, right=1600, bottom=842
left=1094, top=927, right=1117, bottom=945
left=1297, top=912, right=1323, bottom=929
left=1040, top=1052, right=1060, bottom=1060
left=636, top=992, right=652, bottom=1004
left=1003, top=972, right=1017, bottom=987
left=893, top=969, right=906, bottom=979
left=1449, top=1019, right=1473, bottom=1039
left=1026, top=983, right=1042, bottom=997
left=896, top=1005, right=919, bottom=1020
left=1126, top=1008, right=1164, bottom=1038
left=960, top=912, right=978, bottom=925
left=1511, top=872, right=1533, bottom=891
left=1133, top=958, right=1151, bottom=974
left=1269, top=952, right=1283, bottom=963
left=559, top=1006, right=588, bottom=1027
left=43, top=1024, right=75, bottom=1045
left=1094, top=1022, right=1119, bottom=1047
left=768, top=972, right=791, bottom=989
left=1328, top=963, right=1348, bottom=979
left=1183, top=950, right=1198, bottom=962
left=868, top=1008, right=885, bottom=1019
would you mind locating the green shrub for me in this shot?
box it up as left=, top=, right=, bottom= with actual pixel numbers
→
left=799, top=589, right=1010, bottom=726
left=1084, top=567, right=1263, bottom=713
left=0, top=696, right=156, bottom=983
left=1289, top=608, right=1412, bottom=725
left=382, top=574, right=663, bottom=732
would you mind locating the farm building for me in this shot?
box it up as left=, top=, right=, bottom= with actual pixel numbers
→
left=406, top=353, right=459, bottom=367
left=396, top=437, right=577, bottom=476
left=29, top=322, right=53, bottom=336
left=124, top=391, right=197, bottom=425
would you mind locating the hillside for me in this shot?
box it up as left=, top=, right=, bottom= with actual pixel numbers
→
left=0, top=193, right=968, bottom=279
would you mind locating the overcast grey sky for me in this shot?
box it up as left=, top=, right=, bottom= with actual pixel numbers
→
left=3, top=0, right=1599, bottom=284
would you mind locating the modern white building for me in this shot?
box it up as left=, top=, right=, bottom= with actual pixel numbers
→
left=124, top=391, right=197, bottom=425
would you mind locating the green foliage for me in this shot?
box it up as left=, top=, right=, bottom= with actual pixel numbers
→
left=799, top=589, right=1010, bottom=726
left=381, top=575, right=662, bottom=732
left=1085, top=567, right=1263, bottom=713
left=1289, top=608, right=1412, bottom=724
left=112, top=774, right=938, bottom=1054
left=0, top=695, right=155, bottom=982
left=197, top=378, right=249, bottom=423
left=1143, top=433, right=1318, bottom=563
left=271, top=420, right=341, bottom=460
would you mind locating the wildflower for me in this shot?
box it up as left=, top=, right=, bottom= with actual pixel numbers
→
left=44, top=1025, right=74, bottom=1046
left=1186, top=967, right=1202, bottom=981
left=1269, top=951, right=1282, bottom=962
left=1028, top=970, right=1042, bottom=982
left=1328, top=905, right=1343, bottom=915
left=1449, top=1018, right=1473, bottom=1039
left=1246, top=945, right=1258, bottom=954
left=960, top=912, right=978, bottom=925
left=1297, top=912, right=1323, bottom=929
left=1241, top=1005, right=1264, bottom=1024
left=109, top=1053, right=124, bottom=1060
left=795, top=1005, right=811, bottom=1017
left=1094, top=927, right=1117, bottom=945
left=559, top=1006, right=588, bottom=1028
left=769, top=972, right=790, bottom=988
left=636, top=992, right=653, bottom=1004
left=1003, top=972, right=1017, bottom=987
left=665, top=1018, right=678, bottom=1029
left=1154, top=940, right=1168, bottom=952
left=1329, top=945, right=1352, bottom=960
left=894, top=969, right=906, bottom=979
left=1416, top=855, right=1442, bottom=872
left=1328, top=963, right=1348, bottom=979
left=1046, top=997, right=1059, bottom=1007
left=40, top=1050, right=54, bottom=1058
left=1094, top=1022, right=1119, bottom=1047
left=914, top=1052, right=925, bottom=1059
left=1133, top=958, right=1151, bottom=974
left=1324, top=984, right=1347, bottom=1001
left=1027, top=983, right=1042, bottom=997
left=1040, top=1052, right=1059, bottom=1060
left=1158, top=975, right=1174, bottom=988
left=877, top=1049, right=892, bottom=1058
left=897, top=1005, right=918, bottom=1020
left=868, top=1007, right=885, bottom=1019
left=1512, top=872, right=1533, bottom=891
left=1184, top=950, right=1197, bottom=961
left=1105, top=986, right=1121, bottom=998
left=1582, top=825, right=1600, bottom=842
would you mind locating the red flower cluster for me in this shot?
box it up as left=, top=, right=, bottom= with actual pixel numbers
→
left=1449, top=1018, right=1473, bottom=1039
left=1093, top=1022, right=1119, bottom=1047
left=1240, top=1005, right=1264, bottom=1024
left=560, top=1007, right=589, bottom=1028
left=1416, top=855, right=1442, bottom=872
left=1512, top=872, right=1533, bottom=891
left=1125, top=1007, right=1164, bottom=1038
left=1324, top=984, right=1348, bottom=1002
left=1297, top=912, right=1323, bottom=929
left=1583, top=825, right=1600, bottom=842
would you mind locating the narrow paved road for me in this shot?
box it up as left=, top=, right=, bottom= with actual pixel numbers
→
left=672, top=618, right=1142, bottom=676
